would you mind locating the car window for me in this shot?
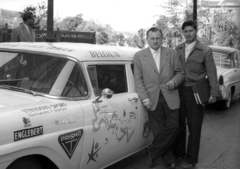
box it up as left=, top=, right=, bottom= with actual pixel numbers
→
left=236, top=53, right=240, bottom=68
left=61, top=64, right=88, bottom=97
left=213, top=52, right=233, bottom=68
left=87, top=64, right=127, bottom=96
left=0, top=51, right=88, bottom=98
left=231, top=52, right=238, bottom=68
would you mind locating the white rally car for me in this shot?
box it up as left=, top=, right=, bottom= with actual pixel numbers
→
left=0, top=43, right=152, bottom=169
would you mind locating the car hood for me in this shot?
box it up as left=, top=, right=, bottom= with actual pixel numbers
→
left=0, top=89, right=45, bottom=109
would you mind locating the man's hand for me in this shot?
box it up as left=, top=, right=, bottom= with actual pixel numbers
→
left=166, top=79, right=176, bottom=90
left=143, top=100, right=152, bottom=110
left=208, top=96, right=216, bottom=104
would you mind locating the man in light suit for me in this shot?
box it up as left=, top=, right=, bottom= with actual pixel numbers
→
left=134, top=27, right=184, bottom=169
left=11, top=12, right=36, bottom=42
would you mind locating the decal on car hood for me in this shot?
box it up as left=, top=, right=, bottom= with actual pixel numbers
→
left=22, top=117, right=31, bottom=127
left=58, top=129, right=83, bottom=159
left=22, top=103, right=67, bottom=117
left=14, top=125, right=43, bottom=141
left=86, top=139, right=102, bottom=164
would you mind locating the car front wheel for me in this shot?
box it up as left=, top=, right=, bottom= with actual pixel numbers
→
left=7, top=156, right=42, bottom=169
left=221, top=90, right=231, bottom=110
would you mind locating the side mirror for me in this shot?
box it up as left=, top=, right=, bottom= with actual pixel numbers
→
left=92, top=88, right=113, bottom=103
left=102, top=88, right=113, bottom=99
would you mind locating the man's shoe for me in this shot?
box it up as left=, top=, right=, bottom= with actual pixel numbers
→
left=176, top=156, right=186, bottom=165
left=167, top=163, right=180, bottom=169
left=180, top=162, right=195, bottom=169
left=147, top=155, right=155, bottom=168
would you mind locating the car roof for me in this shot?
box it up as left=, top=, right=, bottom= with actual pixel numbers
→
left=209, top=45, right=239, bottom=55
left=0, top=42, right=140, bottom=61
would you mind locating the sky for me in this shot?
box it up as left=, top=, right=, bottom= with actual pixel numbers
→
left=0, top=0, right=162, bottom=32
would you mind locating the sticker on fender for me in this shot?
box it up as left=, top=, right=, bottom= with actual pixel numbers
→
left=14, top=126, right=43, bottom=141
left=58, top=129, right=83, bottom=159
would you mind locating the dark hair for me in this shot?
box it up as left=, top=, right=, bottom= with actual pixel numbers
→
left=182, top=20, right=197, bottom=31
left=22, top=12, right=34, bottom=22
left=146, top=27, right=163, bottom=38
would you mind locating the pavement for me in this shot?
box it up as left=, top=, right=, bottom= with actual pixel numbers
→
left=106, top=97, right=240, bottom=169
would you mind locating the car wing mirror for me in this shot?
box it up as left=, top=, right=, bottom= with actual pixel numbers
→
left=92, top=88, right=113, bottom=103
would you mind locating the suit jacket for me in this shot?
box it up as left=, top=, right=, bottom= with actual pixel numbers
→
left=134, top=46, right=184, bottom=111
left=11, top=24, right=36, bottom=42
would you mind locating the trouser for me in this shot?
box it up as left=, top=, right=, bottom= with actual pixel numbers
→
left=173, top=86, right=205, bottom=165
left=147, top=91, right=179, bottom=165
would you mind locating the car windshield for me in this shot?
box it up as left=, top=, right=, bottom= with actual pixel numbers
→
left=0, top=51, right=88, bottom=98
left=213, top=52, right=235, bottom=69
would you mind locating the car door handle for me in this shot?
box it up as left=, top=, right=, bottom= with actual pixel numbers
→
left=128, top=97, right=139, bottom=102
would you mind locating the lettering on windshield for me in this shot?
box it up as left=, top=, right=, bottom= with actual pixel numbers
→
left=89, top=51, right=121, bottom=58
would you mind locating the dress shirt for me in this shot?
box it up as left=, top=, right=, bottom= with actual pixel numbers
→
left=185, top=41, right=196, bottom=61
left=150, top=47, right=161, bottom=72
left=23, top=23, right=30, bottom=34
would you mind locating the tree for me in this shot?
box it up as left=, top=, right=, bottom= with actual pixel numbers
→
left=95, top=24, right=110, bottom=44
left=138, top=28, right=146, bottom=48
left=116, top=33, right=125, bottom=46
left=155, top=0, right=240, bottom=48
left=155, top=0, right=188, bottom=47
left=56, top=14, right=85, bottom=31
left=132, top=34, right=140, bottom=47
left=211, top=9, right=239, bottom=47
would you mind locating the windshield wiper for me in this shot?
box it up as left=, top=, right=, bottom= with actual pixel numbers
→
left=0, top=85, right=41, bottom=96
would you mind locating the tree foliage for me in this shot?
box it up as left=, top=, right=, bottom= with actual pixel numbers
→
left=212, top=9, right=239, bottom=47
left=155, top=0, right=188, bottom=47
left=137, top=28, right=146, bottom=48
left=55, top=14, right=85, bottom=31
left=17, top=2, right=147, bottom=47
left=155, top=0, right=240, bottom=48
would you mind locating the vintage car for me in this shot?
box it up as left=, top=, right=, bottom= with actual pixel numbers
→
left=210, top=45, right=240, bottom=109
left=0, top=43, right=153, bottom=169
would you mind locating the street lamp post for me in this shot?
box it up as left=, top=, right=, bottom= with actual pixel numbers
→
left=193, top=0, right=197, bottom=21
left=46, top=0, right=55, bottom=42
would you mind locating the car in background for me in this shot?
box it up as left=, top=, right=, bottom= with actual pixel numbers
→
left=0, top=43, right=152, bottom=169
left=210, top=45, right=240, bottom=109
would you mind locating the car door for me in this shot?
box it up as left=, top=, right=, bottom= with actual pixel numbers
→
left=130, top=63, right=153, bottom=150
left=79, top=63, right=140, bottom=169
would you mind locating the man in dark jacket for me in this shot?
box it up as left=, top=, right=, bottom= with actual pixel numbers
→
left=173, top=20, right=219, bottom=169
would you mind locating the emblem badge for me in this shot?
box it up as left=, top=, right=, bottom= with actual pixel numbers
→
left=22, top=117, right=31, bottom=127
left=58, top=129, right=83, bottom=159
